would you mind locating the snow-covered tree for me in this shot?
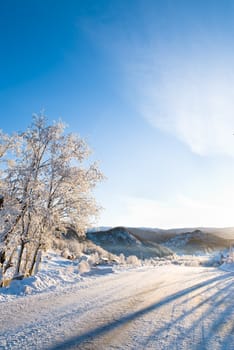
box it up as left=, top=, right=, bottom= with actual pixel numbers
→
left=0, top=114, right=104, bottom=282
left=126, top=255, right=141, bottom=266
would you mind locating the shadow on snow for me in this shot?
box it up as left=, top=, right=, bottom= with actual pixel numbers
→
left=48, top=271, right=234, bottom=350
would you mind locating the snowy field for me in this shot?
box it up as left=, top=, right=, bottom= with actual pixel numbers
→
left=0, top=254, right=233, bottom=350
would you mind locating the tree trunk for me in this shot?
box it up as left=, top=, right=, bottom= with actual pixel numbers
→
left=34, top=250, right=42, bottom=275
left=14, top=240, right=25, bottom=277
left=22, top=246, right=30, bottom=275
left=28, top=244, right=41, bottom=276
left=0, top=250, right=5, bottom=265
left=1, top=203, right=27, bottom=244
left=3, top=248, right=15, bottom=274
left=0, top=266, right=2, bottom=287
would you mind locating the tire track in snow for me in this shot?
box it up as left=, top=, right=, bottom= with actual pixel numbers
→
left=0, top=266, right=233, bottom=350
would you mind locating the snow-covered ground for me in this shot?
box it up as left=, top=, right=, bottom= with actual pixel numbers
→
left=0, top=253, right=233, bottom=349
left=0, top=253, right=84, bottom=302
left=220, top=262, right=234, bottom=273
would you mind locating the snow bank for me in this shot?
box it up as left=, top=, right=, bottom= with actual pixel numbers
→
left=0, top=251, right=116, bottom=302
left=220, top=262, right=234, bottom=273
left=0, top=253, right=80, bottom=301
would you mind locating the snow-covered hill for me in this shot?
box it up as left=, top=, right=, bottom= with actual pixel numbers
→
left=87, top=226, right=173, bottom=258
left=162, top=229, right=233, bottom=254
left=87, top=226, right=234, bottom=256
left=121, top=227, right=234, bottom=255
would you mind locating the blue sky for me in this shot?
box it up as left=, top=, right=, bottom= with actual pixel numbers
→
left=1, top=0, right=234, bottom=228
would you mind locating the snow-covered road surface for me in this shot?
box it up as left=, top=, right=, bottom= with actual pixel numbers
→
left=1, top=265, right=233, bottom=350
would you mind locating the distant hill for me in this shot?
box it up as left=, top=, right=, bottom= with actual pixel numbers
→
left=161, top=230, right=233, bottom=254
left=127, top=227, right=234, bottom=254
left=88, top=226, right=234, bottom=256
left=87, top=226, right=173, bottom=259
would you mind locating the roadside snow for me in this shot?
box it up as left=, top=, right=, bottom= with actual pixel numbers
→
left=220, top=262, right=234, bottom=273
left=1, top=251, right=234, bottom=302
left=1, top=252, right=115, bottom=302
left=0, top=252, right=83, bottom=302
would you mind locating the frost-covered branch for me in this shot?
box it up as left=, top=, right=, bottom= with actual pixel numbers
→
left=0, top=114, right=104, bottom=282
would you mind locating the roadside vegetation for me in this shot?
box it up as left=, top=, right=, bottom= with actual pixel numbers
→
left=0, top=115, right=104, bottom=286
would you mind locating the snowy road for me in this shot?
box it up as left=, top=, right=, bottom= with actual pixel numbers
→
left=1, top=265, right=233, bottom=350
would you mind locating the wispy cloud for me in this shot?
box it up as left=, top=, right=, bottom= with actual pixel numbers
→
left=125, top=51, right=234, bottom=156
left=82, top=1, right=234, bottom=156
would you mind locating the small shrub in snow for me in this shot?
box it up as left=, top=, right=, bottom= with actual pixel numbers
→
left=78, top=260, right=90, bottom=274
left=52, top=238, right=84, bottom=259
left=24, top=285, right=33, bottom=295
left=119, top=253, right=126, bottom=265
left=61, top=248, right=71, bottom=259
left=52, top=239, right=67, bottom=252
left=143, top=258, right=158, bottom=266
left=183, top=259, right=200, bottom=267
left=126, top=255, right=141, bottom=266
left=88, top=253, right=100, bottom=266
left=67, top=241, right=83, bottom=257
left=78, top=255, right=89, bottom=262
left=226, top=247, right=234, bottom=263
